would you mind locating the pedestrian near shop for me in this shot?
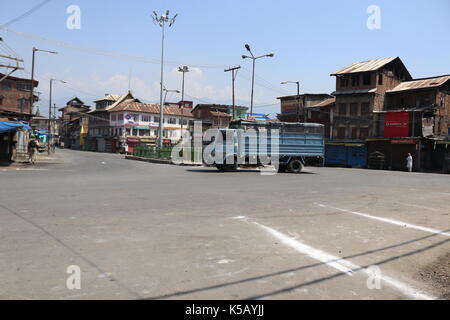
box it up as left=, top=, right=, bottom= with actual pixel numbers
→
left=406, top=153, right=413, bottom=172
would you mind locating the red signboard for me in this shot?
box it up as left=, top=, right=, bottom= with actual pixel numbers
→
left=384, top=112, right=410, bottom=137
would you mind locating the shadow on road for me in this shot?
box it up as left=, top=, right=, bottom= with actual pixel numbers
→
left=143, top=230, right=450, bottom=300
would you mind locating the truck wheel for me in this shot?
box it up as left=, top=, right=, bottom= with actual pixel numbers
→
left=287, top=159, right=304, bottom=173
left=223, top=162, right=238, bottom=172
left=216, top=164, right=225, bottom=172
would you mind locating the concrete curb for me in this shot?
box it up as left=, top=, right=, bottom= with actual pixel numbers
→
left=124, top=155, right=202, bottom=166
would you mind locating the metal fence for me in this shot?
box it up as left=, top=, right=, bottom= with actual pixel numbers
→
left=132, top=144, right=203, bottom=163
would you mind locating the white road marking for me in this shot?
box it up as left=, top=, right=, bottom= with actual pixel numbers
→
left=235, top=216, right=435, bottom=300
left=398, top=203, right=439, bottom=212
left=316, top=203, right=450, bottom=237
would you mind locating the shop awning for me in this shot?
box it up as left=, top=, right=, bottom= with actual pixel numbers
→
left=0, top=121, right=31, bottom=133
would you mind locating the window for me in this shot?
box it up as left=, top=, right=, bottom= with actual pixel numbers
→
left=359, top=127, right=369, bottom=139
left=18, top=98, right=27, bottom=112
left=1, top=81, right=12, bottom=90
left=350, top=103, right=358, bottom=116
left=154, top=116, right=160, bottom=123
left=338, top=103, right=347, bottom=115
left=0, top=95, right=3, bottom=105
left=118, top=113, right=124, bottom=121
left=361, top=102, right=370, bottom=115
left=111, top=114, right=117, bottom=121
left=351, top=127, right=358, bottom=139
left=340, top=77, right=349, bottom=88
left=351, top=75, right=360, bottom=87
left=168, top=117, right=177, bottom=124
left=337, top=127, right=346, bottom=139
left=142, top=114, right=151, bottom=122
left=378, top=73, right=383, bottom=85
left=363, top=74, right=371, bottom=86
left=17, top=83, right=31, bottom=91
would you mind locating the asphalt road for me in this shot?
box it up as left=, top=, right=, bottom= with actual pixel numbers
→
left=0, top=149, right=449, bottom=300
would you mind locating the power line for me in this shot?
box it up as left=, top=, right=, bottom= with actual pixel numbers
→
left=1, top=0, right=53, bottom=28
left=0, top=26, right=229, bottom=69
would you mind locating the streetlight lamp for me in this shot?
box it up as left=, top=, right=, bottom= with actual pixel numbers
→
left=160, top=87, right=180, bottom=145
left=30, top=47, right=58, bottom=114
left=178, top=65, right=189, bottom=131
left=48, top=78, right=66, bottom=154
left=281, top=81, right=301, bottom=122
left=242, top=44, right=274, bottom=117
left=152, top=10, right=178, bottom=148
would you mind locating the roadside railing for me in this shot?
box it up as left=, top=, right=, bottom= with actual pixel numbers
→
left=132, top=144, right=203, bottom=164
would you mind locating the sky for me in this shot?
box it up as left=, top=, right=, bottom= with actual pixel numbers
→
left=1, top=0, right=449, bottom=117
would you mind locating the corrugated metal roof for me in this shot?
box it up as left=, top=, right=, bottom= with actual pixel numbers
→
left=331, top=57, right=398, bottom=75
left=309, top=97, right=336, bottom=108
left=331, top=88, right=377, bottom=95
left=387, top=75, right=450, bottom=93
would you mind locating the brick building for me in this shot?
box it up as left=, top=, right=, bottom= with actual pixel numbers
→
left=191, top=104, right=248, bottom=130
left=0, top=73, right=38, bottom=162
left=59, top=97, right=91, bottom=149
left=277, top=94, right=332, bottom=123
left=330, top=57, right=412, bottom=140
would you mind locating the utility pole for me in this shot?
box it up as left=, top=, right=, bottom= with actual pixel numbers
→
left=48, top=79, right=65, bottom=155
left=30, top=47, right=58, bottom=115
left=224, top=66, right=241, bottom=119
left=242, top=44, right=274, bottom=117
left=178, top=66, right=189, bottom=132
left=152, top=10, right=178, bottom=148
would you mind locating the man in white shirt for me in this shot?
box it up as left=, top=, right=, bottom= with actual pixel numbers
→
left=406, top=153, right=413, bottom=172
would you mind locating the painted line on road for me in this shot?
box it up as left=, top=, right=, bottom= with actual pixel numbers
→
left=316, top=203, right=450, bottom=237
left=233, top=216, right=435, bottom=300
left=397, top=203, right=439, bottom=212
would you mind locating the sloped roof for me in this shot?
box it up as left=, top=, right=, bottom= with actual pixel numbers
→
left=387, top=75, right=450, bottom=93
left=93, top=94, right=122, bottom=103
left=109, top=100, right=193, bottom=117
left=331, top=57, right=399, bottom=75
left=210, top=111, right=232, bottom=118
left=309, top=97, right=336, bottom=108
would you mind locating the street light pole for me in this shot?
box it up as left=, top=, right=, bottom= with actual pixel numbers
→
left=162, top=87, right=180, bottom=144
left=242, top=44, right=274, bottom=118
left=152, top=10, right=177, bottom=148
left=178, top=66, right=189, bottom=131
left=281, top=81, right=300, bottom=122
left=30, top=47, right=58, bottom=115
left=48, top=78, right=65, bottom=155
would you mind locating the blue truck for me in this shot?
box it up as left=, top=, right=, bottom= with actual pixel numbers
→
left=204, top=120, right=325, bottom=173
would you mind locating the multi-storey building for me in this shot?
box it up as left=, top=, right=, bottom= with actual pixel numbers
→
left=86, top=92, right=193, bottom=153
left=330, top=57, right=412, bottom=140
left=58, top=97, right=91, bottom=149
left=277, top=94, right=333, bottom=123
left=0, top=73, right=38, bottom=162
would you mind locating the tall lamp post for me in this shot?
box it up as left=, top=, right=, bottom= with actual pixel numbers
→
left=162, top=87, right=180, bottom=144
left=152, top=10, right=178, bottom=148
left=48, top=78, right=66, bottom=155
left=242, top=44, right=274, bottom=118
left=30, top=47, right=58, bottom=114
left=281, top=81, right=301, bottom=122
left=178, top=65, right=189, bottom=131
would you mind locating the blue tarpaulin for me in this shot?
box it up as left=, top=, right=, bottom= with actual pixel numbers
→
left=0, top=121, right=31, bottom=133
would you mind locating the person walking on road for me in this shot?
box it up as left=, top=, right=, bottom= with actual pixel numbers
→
left=28, top=136, right=39, bottom=165
left=406, top=153, right=413, bottom=172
